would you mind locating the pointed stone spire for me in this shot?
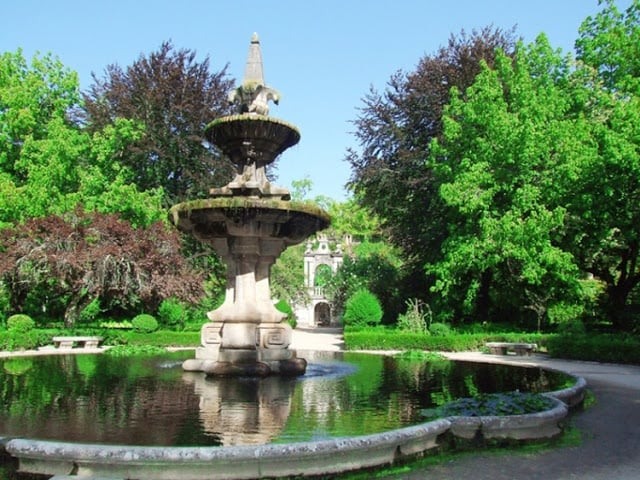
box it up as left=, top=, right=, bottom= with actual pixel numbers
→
left=243, top=32, right=264, bottom=89
left=228, top=33, right=280, bottom=116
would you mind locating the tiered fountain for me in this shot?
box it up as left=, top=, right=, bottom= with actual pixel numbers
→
left=170, top=33, right=330, bottom=377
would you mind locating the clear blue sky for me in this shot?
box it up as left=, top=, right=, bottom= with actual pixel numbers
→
left=1, top=0, right=625, bottom=201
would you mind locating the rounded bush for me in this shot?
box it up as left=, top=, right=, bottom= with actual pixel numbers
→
left=158, top=298, right=186, bottom=327
left=7, top=314, right=36, bottom=333
left=131, top=314, right=159, bottom=333
left=429, top=322, right=453, bottom=336
left=343, top=288, right=383, bottom=327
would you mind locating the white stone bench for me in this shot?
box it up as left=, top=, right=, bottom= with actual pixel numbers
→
left=52, top=336, right=104, bottom=349
left=485, top=342, right=537, bottom=356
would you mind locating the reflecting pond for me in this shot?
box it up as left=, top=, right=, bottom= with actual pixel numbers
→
left=0, top=351, right=572, bottom=447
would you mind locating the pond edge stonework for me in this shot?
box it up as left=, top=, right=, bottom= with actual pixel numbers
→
left=2, top=372, right=586, bottom=479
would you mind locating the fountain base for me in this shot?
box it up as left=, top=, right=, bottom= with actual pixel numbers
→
left=183, top=344, right=307, bottom=377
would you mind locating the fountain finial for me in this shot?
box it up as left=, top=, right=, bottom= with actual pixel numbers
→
left=229, top=33, right=280, bottom=115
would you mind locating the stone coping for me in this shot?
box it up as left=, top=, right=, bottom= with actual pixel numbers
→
left=0, top=351, right=587, bottom=479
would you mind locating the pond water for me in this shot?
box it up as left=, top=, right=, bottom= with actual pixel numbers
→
left=0, top=351, right=571, bottom=447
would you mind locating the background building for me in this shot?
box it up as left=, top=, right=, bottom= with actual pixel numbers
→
left=293, top=235, right=344, bottom=327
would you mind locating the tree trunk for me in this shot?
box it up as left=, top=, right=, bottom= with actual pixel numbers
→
left=606, top=283, right=636, bottom=331
left=64, top=294, right=90, bottom=328
left=475, top=269, right=493, bottom=322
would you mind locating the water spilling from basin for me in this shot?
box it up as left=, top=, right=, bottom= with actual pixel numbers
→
left=0, top=351, right=572, bottom=447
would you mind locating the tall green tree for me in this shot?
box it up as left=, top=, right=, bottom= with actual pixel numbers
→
left=83, top=41, right=235, bottom=205
left=570, top=0, right=640, bottom=329
left=346, top=27, right=518, bottom=302
left=0, top=50, right=164, bottom=228
left=428, top=37, right=587, bottom=328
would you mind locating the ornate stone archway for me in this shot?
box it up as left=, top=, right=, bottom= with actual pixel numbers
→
left=293, top=235, right=345, bottom=327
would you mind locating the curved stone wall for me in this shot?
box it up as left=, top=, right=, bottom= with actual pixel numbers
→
left=2, top=373, right=586, bottom=480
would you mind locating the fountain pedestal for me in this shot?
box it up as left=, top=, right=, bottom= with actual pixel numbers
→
left=171, top=34, right=329, bottom=377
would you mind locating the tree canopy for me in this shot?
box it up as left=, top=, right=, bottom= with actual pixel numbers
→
left=347, top=1, right=640, bottom=331
left=0, top=209, right=203, bottom=327
left=83, top=41, right=235, bottom=205
left=0, top=50, right=165, bottom=228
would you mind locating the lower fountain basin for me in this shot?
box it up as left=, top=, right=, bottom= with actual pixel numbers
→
left=0, top=350, right=585, bottom=479
left=170, top=198, right=331, bottom=246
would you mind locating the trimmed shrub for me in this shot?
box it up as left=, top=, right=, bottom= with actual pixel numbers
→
left=546, top=333, right=640, bottom=364
left=344, top=329, right=550, bottom=353
left=117, top=330, right=200, bottom=347
left=0, top=330, right=50, bottom=351
left=131, top=314, right=159, bottom=333
left=343, top=288, right=383, bottom=327
left=158, top=298, right=186, bottom=328
left=429, top=322, right=453, bottom=336
left=7, top=314, right=36, bottom=333
left=275, top=299, right=297, bottom=329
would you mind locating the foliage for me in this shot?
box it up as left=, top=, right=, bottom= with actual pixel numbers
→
left=0, top=50, right=165, bottom=228
left=344, top=329, right=549, bottom=352
left=275, top=299, right=297, bottom=328
left=6, top=314, right=35, bottom=333
left=79, top=298, right=102, bottom=323
left=0, top=282, right=9, bottom=325
left=342, top=288, right=383, bottom=327
left=345, top=2, right=640, bottom=333
left=83, top=41, right=235, bottom=204
left=429, top=322, right=453, bottom=337
left=422, top=391, right=556, bottom=419
left=397, top=298, right=430, bottom=334
left=270, top=243, right=308, bottom=307
left=565, top=0, right=640, bottom=330
left=393, top=350, right=450, bottom=363
left=99, top=320, right=132, bottom=330
left=131, top=314, right=159, bottom=333
left=0, top=330, right=50, bottom=351
left=0, top=209, right=204, bottom=327
left=325, top=240, right=403, bottom=324
left=157, top=297, right=186, bottom=328
left=427, top=36, right=587, bottom=329
left=327, top=196, right=381, bottom=242
left=346, top=27, right=518, bottom=306
left=575, top=0, right=640, bottom=94
left=113, top=330, right=200, bottom=347
left=546, top=333, right=640, bottom=364
left=104, top=344, right=167, bottom=357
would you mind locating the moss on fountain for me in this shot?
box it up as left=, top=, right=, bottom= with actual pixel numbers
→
left=206, top=113, right=300, bottom=133
left=170, top=197, right=330, bottom=224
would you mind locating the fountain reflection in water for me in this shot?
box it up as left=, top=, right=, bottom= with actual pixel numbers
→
left=0, top=352, right=573, bottom=447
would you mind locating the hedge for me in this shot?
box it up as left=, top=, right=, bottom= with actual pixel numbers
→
left=344, top=330, right=550, bottom=352
left=546, top=334, right=640, bottom=365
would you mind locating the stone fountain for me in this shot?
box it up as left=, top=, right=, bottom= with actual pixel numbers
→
left=170, top=33, right=330, bottom=377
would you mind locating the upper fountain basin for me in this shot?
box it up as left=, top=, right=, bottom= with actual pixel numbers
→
left=206, top=114, right=300, bottom=165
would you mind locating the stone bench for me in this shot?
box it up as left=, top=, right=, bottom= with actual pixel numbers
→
left=485, top=342, right=537, bottom=356
left=52, top=336, right=104, bottom=349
